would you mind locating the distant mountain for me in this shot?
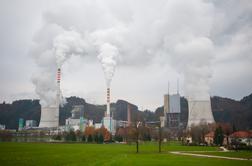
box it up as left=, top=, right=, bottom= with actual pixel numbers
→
left=0, top=93, right=251, bottom=130
left=211, top=95, right=252, bottom=130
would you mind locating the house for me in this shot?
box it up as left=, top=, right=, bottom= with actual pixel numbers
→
left=204, top=131, right=214, bottom=145
left=229, top=131, right=252, bottom=146
left=204, top=131, right=228, bottom=145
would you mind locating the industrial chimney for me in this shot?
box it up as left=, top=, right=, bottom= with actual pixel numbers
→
left=106, top=88, right=110, bottom=117
left=55, top=68, right=61, bottom=126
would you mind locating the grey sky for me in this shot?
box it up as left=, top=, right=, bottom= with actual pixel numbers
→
left=0, top=0, right=251, bottom=111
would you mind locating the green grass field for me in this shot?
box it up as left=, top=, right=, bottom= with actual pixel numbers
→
left=0, top=142, right=251, bottom=166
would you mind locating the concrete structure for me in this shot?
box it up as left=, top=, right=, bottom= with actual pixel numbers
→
left=65, top=105, right=87, bottom=131
left=160, top=116, right=166, bottom=127
left=163, top=93, right=181, bottom=128
left=25, top=120, right=37, bottom=128
left=187, top=99, right=215, bottom=127
left=71, top=105, right=84, bottom=119
left=103, top=116, right=116, bottom=135
left=95, top=123, right=102, bottom=129
left=169, top=94, right=181, bottom=113
left=65, top=118, right=88, bottom=131
left=0, top=124, right=5, bottom=130
left=39, top=106, right=59, bottom=128
left=39, top=68, right=61, bottom=128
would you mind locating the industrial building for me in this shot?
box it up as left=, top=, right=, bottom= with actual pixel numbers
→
left=163, top=93, right=181, bottom=129
left=25, top=120, right=37, bottom=128
left=65, top=105, right=92, bottom=132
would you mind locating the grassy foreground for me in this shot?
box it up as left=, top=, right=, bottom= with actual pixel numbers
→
left=0, top=142, right=251, bottom=166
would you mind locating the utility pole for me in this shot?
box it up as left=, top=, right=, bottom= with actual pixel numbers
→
left=136, top=121, right=141, bottom=153
left=159, top=123, right=162, bottom=153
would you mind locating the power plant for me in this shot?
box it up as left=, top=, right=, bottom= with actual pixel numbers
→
left=39, top=68, right=61, bottom=128
left=37, top=68, right=215, bottom=135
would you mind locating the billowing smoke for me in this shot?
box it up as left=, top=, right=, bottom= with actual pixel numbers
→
left=173, top=37, right=214, bottom=100
left=53, top=29, right=87, bottom=68
left=31, top=25, right=87, bottom=107
left=97, top=43, right=119, bottom=88
left=31, top=0, right=217, bottom=106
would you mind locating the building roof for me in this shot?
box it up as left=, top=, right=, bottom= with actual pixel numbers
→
left=230, top=131, right=252, bottom=138
left=205, top=131, right=214, bottom=137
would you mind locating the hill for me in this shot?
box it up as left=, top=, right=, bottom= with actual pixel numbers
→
left=0, top=94, right=251, bottom=130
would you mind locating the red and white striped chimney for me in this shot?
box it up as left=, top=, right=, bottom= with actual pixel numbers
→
left=57, top=68, right=61, bottom=96
left=106, top=88, right=110, bottom=117
left=55, top=68, right=61, bottom=127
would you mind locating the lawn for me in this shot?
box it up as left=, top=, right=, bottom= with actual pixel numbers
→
left=0, top=142, right=251, bottom=166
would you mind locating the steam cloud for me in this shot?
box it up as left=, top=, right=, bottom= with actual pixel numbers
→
left=31, top=0, right=218, bottom=106
left=97, top=43, right=119, bottom=88
left=53, top=29, right=87, bottom=68
left=31, top=26, right=87, bottom=107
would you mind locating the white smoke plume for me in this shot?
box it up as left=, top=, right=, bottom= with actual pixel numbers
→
left=173, top=37, right=214, bottom=100
left=31, top=25, right=87, bottom=107
left=53, top=29, right=88, bottom=68
left=97, top=43, right=119, bottom=88
left=31, top=0, right=218, bottom=106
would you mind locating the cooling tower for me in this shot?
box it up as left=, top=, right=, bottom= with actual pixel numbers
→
left=39, top=68, right=61, bottom=128
left=187, top=99, right=215, bottom=127
left=39, top=106, right=59, bottom=127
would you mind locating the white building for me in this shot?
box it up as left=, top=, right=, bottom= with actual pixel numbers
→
left=0, top=124, right=5, bottom=130
left=25, top=120, right=37, bottom=128
left=65, top=117, right=88, bottom=131
left=95, top=123, right=102, bottom=129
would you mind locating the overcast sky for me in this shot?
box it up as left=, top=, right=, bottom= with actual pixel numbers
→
left=0, top=0, right=251, bottom=111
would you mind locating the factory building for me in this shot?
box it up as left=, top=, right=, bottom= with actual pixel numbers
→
left=163, top=93, right=181, bottom=129
left=25, top=120, right=37, bottom=128
left=0, top=124, right=5, bottom=130
left=65, top=105, right=90, bottom=131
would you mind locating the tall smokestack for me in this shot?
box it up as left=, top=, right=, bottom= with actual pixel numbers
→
left=55, top=68, right=61, bottom=127
left=127, top=103, right=131, bottom=126
left=106, top=88, right=110, bottom=117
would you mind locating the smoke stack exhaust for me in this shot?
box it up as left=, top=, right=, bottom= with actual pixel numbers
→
left=106, top=88, right=110, bottom=117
